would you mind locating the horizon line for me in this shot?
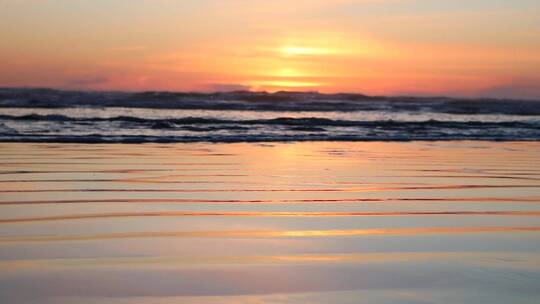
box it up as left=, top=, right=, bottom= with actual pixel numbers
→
left=1, top=86, right=539, bottom=102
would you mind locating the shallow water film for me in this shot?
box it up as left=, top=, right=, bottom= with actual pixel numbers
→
left=0, top=141, right=539, bottom=303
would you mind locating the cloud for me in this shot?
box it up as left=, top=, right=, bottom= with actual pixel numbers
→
left=65, top=76, right=109, bottom=87
left=208, top=83, right=251, bottom=92
left=477, top=80, right=540, bottom=100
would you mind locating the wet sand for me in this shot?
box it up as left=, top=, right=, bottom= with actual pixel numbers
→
left=0, top=141, right=539, bottom=303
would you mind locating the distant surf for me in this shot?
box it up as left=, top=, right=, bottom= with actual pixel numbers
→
left=1, top=88, right=539, bottom=143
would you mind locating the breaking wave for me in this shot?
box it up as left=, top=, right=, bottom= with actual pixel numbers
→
left=1, top=88, right=540, bottom=142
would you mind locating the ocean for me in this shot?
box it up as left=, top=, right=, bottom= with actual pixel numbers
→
left=1, top=88, right=540, bottom=142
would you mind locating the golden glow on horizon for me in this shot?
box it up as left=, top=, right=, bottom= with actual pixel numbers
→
left=253, top=80, right=321, bottom=89
left=272, top=68, right=308, bottom=78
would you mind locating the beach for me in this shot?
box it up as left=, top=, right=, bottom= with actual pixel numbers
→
left=1, top=141, right=539, bottom=303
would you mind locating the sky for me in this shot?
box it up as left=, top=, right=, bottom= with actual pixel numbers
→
left=1, top=0, right=539, bottom=99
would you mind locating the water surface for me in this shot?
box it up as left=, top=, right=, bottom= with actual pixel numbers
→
left=0, top=141, right=539, bottom=303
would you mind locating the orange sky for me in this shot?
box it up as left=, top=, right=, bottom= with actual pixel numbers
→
left=1, top=0, right=539, bottom=99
